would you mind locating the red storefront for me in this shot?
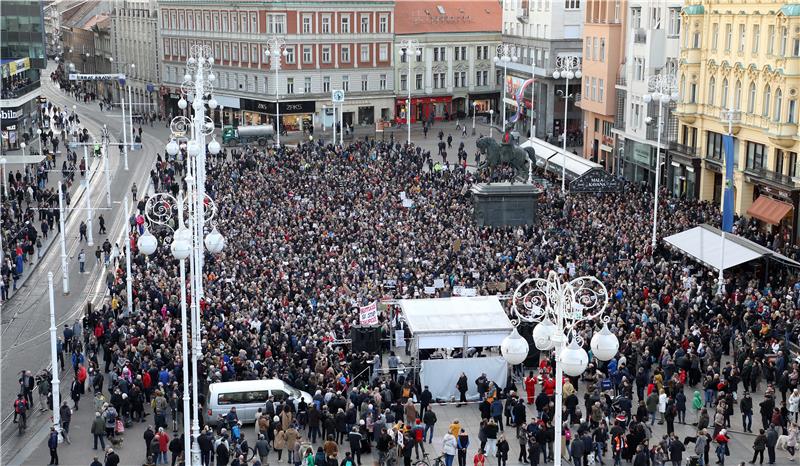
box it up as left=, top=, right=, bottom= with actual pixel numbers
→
left=395, top=96, right=453, bottom=124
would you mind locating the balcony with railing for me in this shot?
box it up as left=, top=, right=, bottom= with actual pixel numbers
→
left=744, top=166, right=799, bottom=189
left=669, top=141, right=699, bottom=158
left=517, top=0, right=530, bottom=23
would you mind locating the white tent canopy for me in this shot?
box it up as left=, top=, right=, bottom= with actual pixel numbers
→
left=663, top=224, right=800, bottom=270
left=398, top=296, right=514, bottom=349
left=0, top=155, right=46, bottom=164
left=520, top=137, right=602, bottom=180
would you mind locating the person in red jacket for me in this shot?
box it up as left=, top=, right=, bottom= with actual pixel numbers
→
left=542, top=375, right=555, bottom=399
left=524, top=372, right=536, bottom=405
left=714, top=429, right=730, bottom=465
left=157, top=428, right=170, bottom=464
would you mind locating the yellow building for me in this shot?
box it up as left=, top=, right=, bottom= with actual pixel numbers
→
left=675, top=2, right=800, bottom=243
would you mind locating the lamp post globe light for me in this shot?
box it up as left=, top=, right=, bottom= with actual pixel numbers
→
left=266, top=37, right=288, bottom=146
left=494, top=44, right=518, bottom=134
left=399, top=39, right=423, bottom=145
left=641, top=71, right=678, bottom=252
left=501, top=271, right=619, bottom=466
left=552, top=56, right=582, bottom=193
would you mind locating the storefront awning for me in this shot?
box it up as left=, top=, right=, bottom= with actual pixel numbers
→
left=520, top=137, right=603, bottom=180
left=746, top=196, right=793, bottom=225
left=0, top=155, right=46, bottom=164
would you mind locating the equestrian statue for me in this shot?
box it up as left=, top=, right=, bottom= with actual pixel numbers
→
left=476, top=135, right=536, bottom=176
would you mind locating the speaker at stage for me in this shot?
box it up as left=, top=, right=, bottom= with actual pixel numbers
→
left=351, top=326, right=381, bottom=354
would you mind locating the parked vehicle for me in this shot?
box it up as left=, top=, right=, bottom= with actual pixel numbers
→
left=206, top=379, right=313, bottom=425
left=221, top=124, right=274, bottom=146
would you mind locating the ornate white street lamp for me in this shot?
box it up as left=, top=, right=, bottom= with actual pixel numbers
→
left=501, top=271, right=619, bottom=466
left=266, top=37, right=288, bottom=146
left=552, top=56, right=582, bottom=193
left=399, top=39, right=423, bottom=145
left=494, top=44, right=518, bottom=134
left=642, top=71, right=679, bottom=252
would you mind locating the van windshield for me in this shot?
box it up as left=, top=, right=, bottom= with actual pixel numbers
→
left=217, top=390, right=270, bottom=405
left=284, top=384, right=302, bottom=398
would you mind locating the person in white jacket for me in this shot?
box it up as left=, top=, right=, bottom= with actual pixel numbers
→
left=658, top=390, right=668, bottom=423
left=788, top=422, right=799, bottom=461
left=789, top=389, right=800, bottom=423
left=442, top=432, right=457, bottom=466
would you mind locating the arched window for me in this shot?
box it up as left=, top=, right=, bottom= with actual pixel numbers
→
left=747, top=82, right=756, bottom=113
left=708, top=77, right=716, bottom=106
left=763, top=85, right=771, bottom=117
left=734, top=80, right=742, bottom=110
left=774, top=88, right=783, bottom=121
left=721, top=78, right=729, bottom=107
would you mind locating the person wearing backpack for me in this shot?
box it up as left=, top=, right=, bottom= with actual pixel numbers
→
left=340, top=451, right=356, bottom=466
left=48, top=426, right=59, bottom=465
left=456, top=428, right=470, bottom=466
left=412, top=419, right=425, bottom=459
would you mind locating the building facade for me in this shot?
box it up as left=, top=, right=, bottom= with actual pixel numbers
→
left=579, top=0, right=625, bottom=169
left=158, top=0, right=396, bottom=132
left=111, top=0, right=160, bottom=112
left=393, top=1, right=501, bottom=125
left=1, top=0, right=47, bottom=151
left=612, top=0, right=681, bottom=189
left=500, top=0, right=584, bottom=140
left=676, top=2, right=800, bottom=242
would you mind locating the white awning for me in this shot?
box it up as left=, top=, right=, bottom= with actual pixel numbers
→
left=663, top=224, right=800, bottom=270
left=0, top=155, right=46, bottom=164
left=520, top=137, right=602, bottom=180
left=398, top=296, right=513, bottom=349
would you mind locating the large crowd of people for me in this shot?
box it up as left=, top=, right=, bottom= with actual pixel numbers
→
left=24, top=127, right=800, bottom=466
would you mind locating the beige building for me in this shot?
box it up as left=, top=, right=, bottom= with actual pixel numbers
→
left=676, top=2, right=800, bottom=243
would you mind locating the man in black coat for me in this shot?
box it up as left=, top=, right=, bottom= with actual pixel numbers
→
left=143, top=425, right=155, bottom=460
left=419, top=386, right=432, bottom=418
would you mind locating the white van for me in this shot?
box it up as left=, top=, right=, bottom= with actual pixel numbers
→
left=207, top=379, right=313, bottom=425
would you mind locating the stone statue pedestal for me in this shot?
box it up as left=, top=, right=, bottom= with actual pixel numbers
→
left=470, top=182, right=542, bottom=227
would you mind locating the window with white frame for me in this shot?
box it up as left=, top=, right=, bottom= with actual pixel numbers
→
left=322, top=46, right=331, bottom=63
left=379, top=44, right=388, bottom=61
left=361, top=75, right=368, bottom=91
left=591, top=77, right=597, bottom=100
left=585, top=78, right=591, bottom=100
left=380, top=74, right=387, bottom=90
left=738, top=24, right=746, bottom=53
left=711, top=23, right=718, bottom=50
left=268, top=14, right=286, bottom=34
left=303, top=46, right=312, bottom=64
left=342, top=45, right=350, bottom=63
left=285, top=46, right=295, bottom=64
left=232, top=43, right=239, bottom=61
left=592, top=37, right=597, bottom=61
left=379, top=14, right=388, bottom=33
left=187, top=11, right=194, bottom=29
left=400, top=74, right=407, bottom=91
left=599, top=78, right=604, bottom=102
left=304, top=77, right=312, bottom=94
left=240, top=12, right=248, bottom=33
left=768, top=25, right=776, bottom=54
left=724, top=24, right=732, bottom=51
left=585, top=39, right=591, bottom=61
left=242, top=44, right=249, bottom=62
left=360, top=45, right=369, bottom=62
left=667, top=8, right=680, bottom=37
left=416, top=73, right=423, bottom=89
left=599, top=38, right=605, bottom=62
left=341, top=15, right=351, bottom=33
left=323, top=76, right=330, bottom=93
left=302, top=15, right=312, bottom=34
left=630, top=7, right=641, bottom=29
left=251, top=45, right=258, bottom=64
left=708, top=77, right=716, bottom=106
left=214, top=43, right=220, bottom=60
left=223, top=43, right=229, bottom=60
left=251, top=13, right=258, bottom=34
left=178, top=11, right=185, bottom=29
left=565, top=0, right=580, bottom=10
left=634, top=57, right=645, bottom=81
left=287, top=77, right=294, bottom=94
left=322, top=15, right=331, bottom=33
left=361, top=15, right=369, bottom=33
left=748, top=82, right=756, bottom=113
left=342, top=75, right=349, bottom=91
left=221, top=12, right=228, bottom=32
left=752, top=25, right=760, bottom=54
left=781, top=26, right=789, bottom=55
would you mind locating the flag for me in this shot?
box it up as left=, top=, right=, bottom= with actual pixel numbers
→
left=722, top=134, right=735, bottom=232
left=359, top=301, right=379, bottom=326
